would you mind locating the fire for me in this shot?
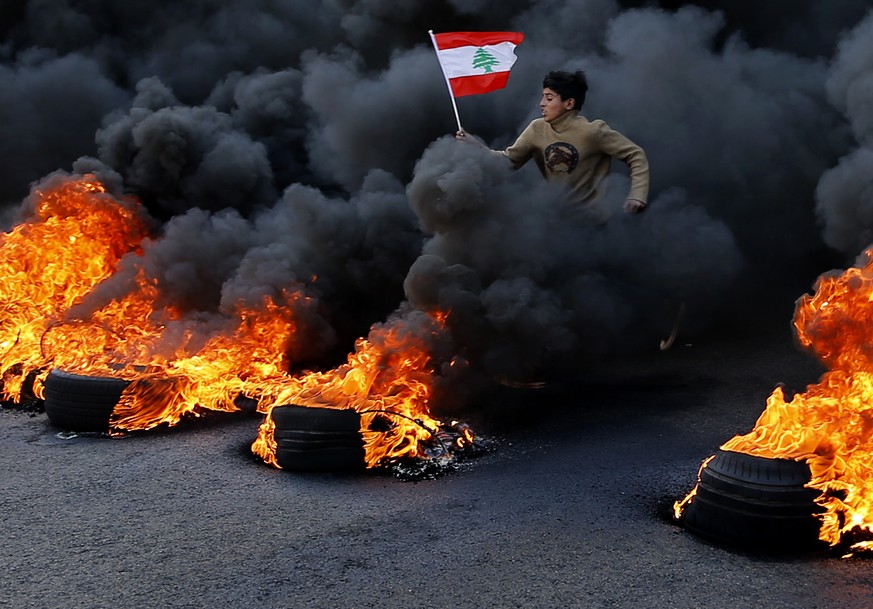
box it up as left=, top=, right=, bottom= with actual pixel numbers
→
left=251, top=313, right=448, bottom=469
left=0, top=175, right=149, bottom=400
left=1, top=174, right=460, bottom=471
left=681, top=248, right=873, bottom=551
left=672, top=455, right=713, bottom=521
left=252, top=412, right=280, bottom=468
left=102, top=289, right=302, bottom=431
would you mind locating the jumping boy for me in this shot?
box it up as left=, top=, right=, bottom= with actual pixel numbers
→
left=458, top=70, right=650, bottom=219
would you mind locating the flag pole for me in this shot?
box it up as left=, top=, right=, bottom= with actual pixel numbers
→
left=428, top=29, right=464, bottom=134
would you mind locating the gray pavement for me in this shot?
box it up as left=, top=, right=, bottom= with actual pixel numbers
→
left=2, top=322, right=870, bottom=609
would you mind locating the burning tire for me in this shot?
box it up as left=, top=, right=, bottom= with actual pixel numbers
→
left=270, top=405, right=365, bottom=472
left=43, top=369, right=130, bottom=432
left=679, top=449, right=826, bottom=551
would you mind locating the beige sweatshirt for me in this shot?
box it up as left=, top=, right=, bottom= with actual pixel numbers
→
left=501, top=111, right=649, bottom=205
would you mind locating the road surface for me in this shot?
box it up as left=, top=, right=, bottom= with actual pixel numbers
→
left=1, top=319, right=868, bottom=609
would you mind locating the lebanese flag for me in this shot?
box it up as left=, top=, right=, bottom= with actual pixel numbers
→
left=431, top=31, right=524, bottom=97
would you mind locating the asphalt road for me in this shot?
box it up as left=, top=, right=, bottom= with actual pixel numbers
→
left=2, top=317, right=870, bottom=609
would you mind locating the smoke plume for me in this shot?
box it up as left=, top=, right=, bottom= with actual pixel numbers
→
left=2, top=0, right=871, bottom=409
left=815, top=11, right=873, bottom=259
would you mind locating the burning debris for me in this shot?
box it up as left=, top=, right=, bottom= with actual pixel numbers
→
left=0, top=173, right=482, bottom=475
left=676, top=249, right=873, bottom=554
left=0, top=175, right=149, bottom=401
left=254, top=402, right=481, bottom=479
left=247, top=307, right=475, bottom=470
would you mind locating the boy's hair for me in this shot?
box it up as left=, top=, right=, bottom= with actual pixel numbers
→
left=542, top=70, right=588, bottom=111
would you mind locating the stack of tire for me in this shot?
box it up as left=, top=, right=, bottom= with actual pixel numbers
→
left=270, top=405, right=366, bottom=472
left=680, top=449, right=827, bottom=551
left=43, top=369, right=130, bottom=432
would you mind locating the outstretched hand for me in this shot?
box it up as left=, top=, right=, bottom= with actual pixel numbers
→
left=624, top=199, right=647, bottom=214
left=455, top=130, right=487, bottom=149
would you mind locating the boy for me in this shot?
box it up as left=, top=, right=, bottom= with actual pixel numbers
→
left=458, top=70, right=650, bottom=217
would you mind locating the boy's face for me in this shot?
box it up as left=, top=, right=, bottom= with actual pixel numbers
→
left=540, top=87, right=575, bottom=123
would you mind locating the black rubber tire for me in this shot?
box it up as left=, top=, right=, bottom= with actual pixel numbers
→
left=270, top=404, right=362, bottom=432
left=43, top=369, right=130, bottom=432
left=270, top=405, right=365, bottom=472
left=681, top=449, right=826, bottom=551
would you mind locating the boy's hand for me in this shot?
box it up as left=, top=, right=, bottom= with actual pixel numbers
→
left=624, top=199, right=647, bottom=214
left=455, top=131, right=487, bottom=148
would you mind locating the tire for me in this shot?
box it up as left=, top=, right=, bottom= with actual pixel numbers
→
left=43, top=369, right=130, bottom=432
left=270, top=405, right=365, bottom=472
left=680, top=449, right=826, bottom=551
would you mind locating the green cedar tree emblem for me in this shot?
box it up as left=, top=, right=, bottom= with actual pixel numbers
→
left=472, top=47, right=500, bottom=73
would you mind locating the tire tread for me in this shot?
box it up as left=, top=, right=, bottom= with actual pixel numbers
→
left=43, top=369, right=129, bottom=432
left=269, top=405, right=365, bottom=471
left=681, top=449, right=826, bottom=550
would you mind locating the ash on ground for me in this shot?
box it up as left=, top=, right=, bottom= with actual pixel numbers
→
left=380, top=421, right=493, bottom=481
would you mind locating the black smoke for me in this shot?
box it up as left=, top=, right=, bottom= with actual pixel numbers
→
left=1, top=0, right=871, bottom=411
left=814, top=10, right=873, bottom=259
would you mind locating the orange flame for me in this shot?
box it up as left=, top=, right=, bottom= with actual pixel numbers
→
left=0, top=175, right=148, bottom=400
left=705, top=248, right=873, bottom=550
left=251, top=412, right=280, bottom=468
left=104, top=290, right=302, bottom=431
left=1, top=174, right=451, bottom=469
left=251, top=314, right=446, bottom=468
left=672, top=454, right=714, bottom=521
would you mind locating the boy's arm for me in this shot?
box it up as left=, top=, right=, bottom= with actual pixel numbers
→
left=456, top=122, right=536, bottom=170
left=500, top=123, right=536, bottom=169
left=596, top=122, right=650, bottom=210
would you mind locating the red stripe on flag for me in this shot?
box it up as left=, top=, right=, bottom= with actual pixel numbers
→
left=449, top=72, right=512, bottom=97
left=434, top=31, right=524, bottom=50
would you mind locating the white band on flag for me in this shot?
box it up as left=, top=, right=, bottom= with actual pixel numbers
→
left=435, top=42, right=519, bottom=79
left=429, top=30, right=524, bottom=131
